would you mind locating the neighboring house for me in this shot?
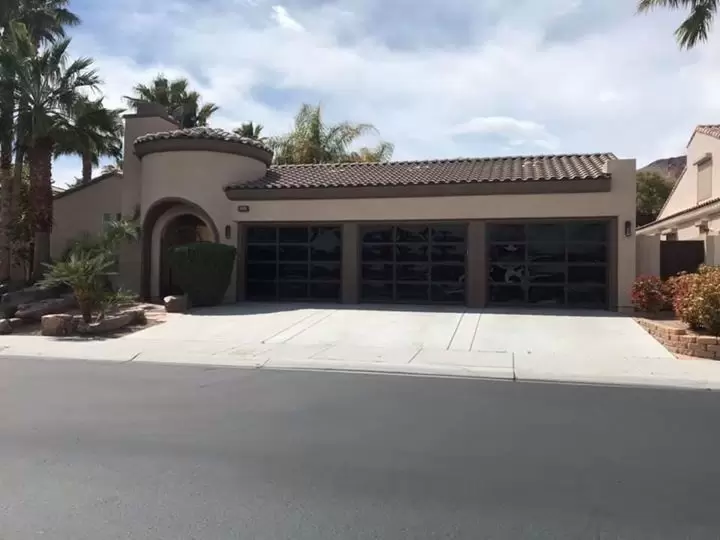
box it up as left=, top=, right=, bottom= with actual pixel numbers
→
left=51, top=103, right=637, bottom=311
left=638, top=125, right=720, bottom=271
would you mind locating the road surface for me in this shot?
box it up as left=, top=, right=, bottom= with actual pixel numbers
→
left=1, top=357, right=720, bottom=539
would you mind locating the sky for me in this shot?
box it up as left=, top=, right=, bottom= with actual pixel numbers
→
left=52, top=0, right=720, bottom=187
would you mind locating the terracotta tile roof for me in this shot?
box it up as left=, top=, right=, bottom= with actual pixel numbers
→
left=695, top=125, right=720, bottom=140
left=134, top=127, right=271, bottom=153
left=225, top=153, right=616, bottom=191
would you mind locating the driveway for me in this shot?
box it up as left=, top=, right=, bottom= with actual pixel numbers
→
left=3, top=302, right=719, bottom=388
left=118, top=303, right=676, bottom=378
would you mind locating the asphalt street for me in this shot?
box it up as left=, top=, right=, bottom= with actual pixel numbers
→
left=1, top=357, right=720, bottom=539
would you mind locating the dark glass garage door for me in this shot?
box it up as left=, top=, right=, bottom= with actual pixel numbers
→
left=360, top=223, right=466, bottom=304
left=488, top=221, right=609, bottom=308
left=246, top=226, right=342, bottom=301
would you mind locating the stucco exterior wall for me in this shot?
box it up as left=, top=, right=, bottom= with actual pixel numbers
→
left=636, top=235, right=660, bottom=277
left=51, top=173, right=123, bottom=259
left=231, top=158, right=637, bottom=310
left=139, top=151, right=267, bottom=302
left=659, top=133, right=720, bottom=219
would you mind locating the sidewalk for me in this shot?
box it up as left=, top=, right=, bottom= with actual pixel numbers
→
left=3, top=333, right=720, bottom=390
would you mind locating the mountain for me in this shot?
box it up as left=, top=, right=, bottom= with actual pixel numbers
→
left=639, top=156, right=686, bottom=183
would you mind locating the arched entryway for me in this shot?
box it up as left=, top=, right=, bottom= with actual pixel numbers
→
left=141, top=198, right=220, bottom=301
left=159, top=213, right=214, bottom=298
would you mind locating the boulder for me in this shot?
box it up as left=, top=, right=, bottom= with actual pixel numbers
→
left=164, top=295, right=188, bottom=313
left=0, top=319, right=11, bottom=335
left=16, top=294, right=76, bottom=321
left=77, top=312, right=133, bottom=335
left=126, top=308, right=147, bottom=326
left=41, top=314, right=75, bottom=337
left=8, top=317, right=23, bottom=329
left=1, top=283, right=67, bottom=312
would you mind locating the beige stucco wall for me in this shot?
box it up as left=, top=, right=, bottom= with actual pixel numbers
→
left=139, top=151, right=266, bottom=302
left=51, top=173, right=123, bottom=259
left=659, top=133, right=720, bottom=219
left=231, top=158, right=638, bottom=310
left=119, top=114, right=180, bottom=293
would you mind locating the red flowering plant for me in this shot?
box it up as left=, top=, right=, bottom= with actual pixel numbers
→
left=631, top=275, right=669, bottom=314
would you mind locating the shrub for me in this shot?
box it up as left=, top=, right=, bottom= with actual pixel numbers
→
left=667, top=266, right=720, bottom=335
left=631, top=275, right=669, bottom=313
left=167, top=242, right=237, bottom=307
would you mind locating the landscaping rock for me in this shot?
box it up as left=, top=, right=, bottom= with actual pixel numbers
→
left=41, top=314, right=75, bottom=337
left=1, top=283, right=67, bottom=311
left=126, top=308, right=147, bottom=326
left=0, top=319, right=12, bottom=335
left=77, top=312, right=134, bottom=335
left=16, top=294, right=76, bottom=321
left=164, top=295, right=188, bottom=313
left=8, top=317, right=22, bottom=329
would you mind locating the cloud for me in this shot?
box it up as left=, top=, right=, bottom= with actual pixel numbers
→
left=451, top=116, right=559, bottom=151
left=50, top=0, right=720, bottom=187
left=271, top=5, right=305, bottom=32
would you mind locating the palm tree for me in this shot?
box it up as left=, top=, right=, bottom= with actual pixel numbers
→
left=10, top=37, right=99, bottom=278
left=344, top=141, right=395, bottom=163
left=637, top=0, right=717, bottom=49
left=124, top=75, right=218, bottom=128
left=0, top=0, right=79, bottom=281
left=269, top=103, right=393, bottom=165
left=55, top=97, right=123, bottom=183
left=233, top=121, right=264, bottom=140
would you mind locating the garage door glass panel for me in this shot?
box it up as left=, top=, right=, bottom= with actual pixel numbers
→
left=246, top=225, right=341, bottom=302
left=568, top=243, right=606, bottom=263
left=432, top=225, right=466, bottom=243
left=432, top=283, right=465, bottom=303
left=362, top=264, right=393, bottom=281
left=362, top=226, right=393, bottom=243
left=397, top=264, right=429, bottom=281
left=247, top=245, right=276, bottom=261
left=246, top=227, right=276, bottom=243
left=361, top=223, right=466, bottom=304
left=279, top=245, right=309, bottom=262
left=489, top=285, right=524, bottom=304
left=396, top=244, right=428, bottom=262
left=568, top=265, right=606, bottom=284
left=247, top=263, right=275, bottom=281
left=397, top=284, right=429, bottom=301
left=362, top=282, right=393, bottom=301
left=362, top=244, right=393, bottom=262
left=310, top=282, right=340, bottom=299
left=431, top=264, right=464, bottom=282
left=396, top=225, right=429, bottom=242
left=527, top=264, right=565, bottom=284
left=487, top=221, right=608, bottom=309
left=431, top=244, right=465, bottom=262
left=528, top=243, right=565, bottom=263
left=279, top=227, right=308, bottom=243
left=310, top=262, right=341, bottom=280
left=568, top=285, right=606, bottom=307
left=489, top=243, right=525, bottom=262
left=568, top=221, right=607, bottom=242
left=528, top=286, right=565, bottom=305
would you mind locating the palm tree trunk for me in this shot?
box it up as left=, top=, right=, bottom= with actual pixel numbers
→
left=0, top=83, right=14, bottom=282
left=27, top=137, right=54, bottom=281
left=9, top=106, right=28, bottom=282
left=81, top=152, right=93, bottom=183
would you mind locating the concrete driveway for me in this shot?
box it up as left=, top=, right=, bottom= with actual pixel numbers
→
left=118, top=303, right=676, bottom=379
left=4, top=302, right=720, bottom=388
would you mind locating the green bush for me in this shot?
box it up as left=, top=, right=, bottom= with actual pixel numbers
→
left=167, top=242, right=237, bottom=307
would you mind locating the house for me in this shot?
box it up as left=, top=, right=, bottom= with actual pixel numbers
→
left=637, top=125, right=720, bottom=276
left=51, top=103, right=637, bottom=311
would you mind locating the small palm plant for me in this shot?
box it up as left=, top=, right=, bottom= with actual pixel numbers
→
left=40, top=252, right=114, bottom=323
left=41, top=218, right=139, bottom=323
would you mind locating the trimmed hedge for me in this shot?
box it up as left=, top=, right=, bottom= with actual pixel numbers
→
left=167, top=242, right=237, bottom=307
